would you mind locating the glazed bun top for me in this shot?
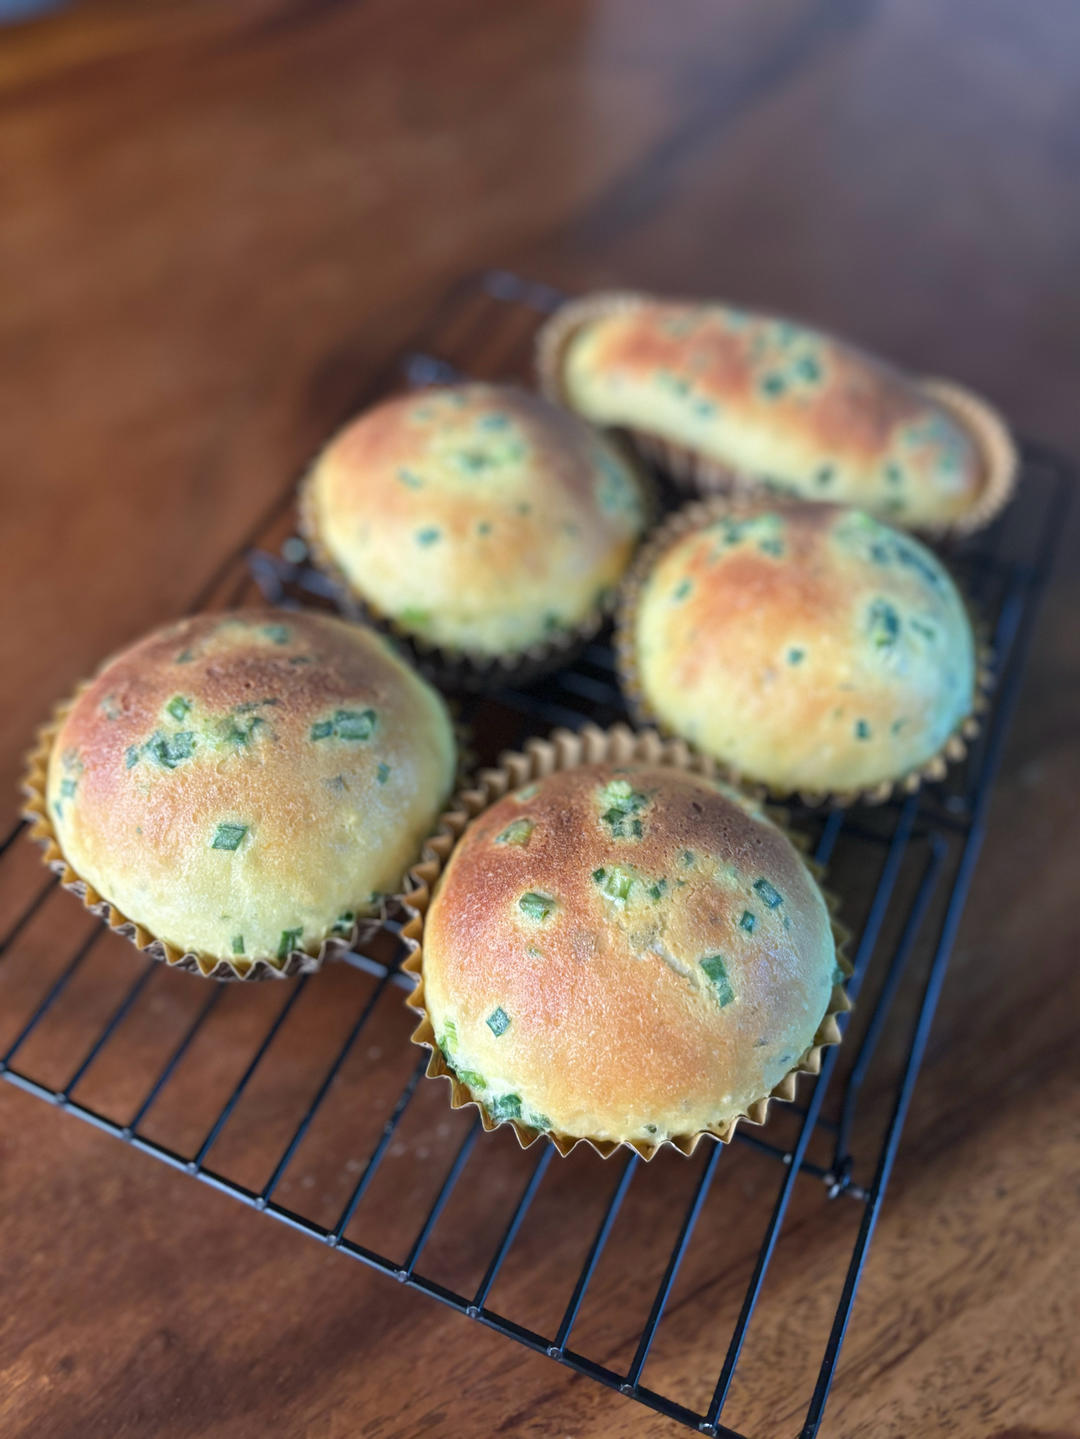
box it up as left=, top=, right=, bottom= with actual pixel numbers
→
left=46, top=609, right=457, bottom=972
left=420, top=763, right=837, bottom=1145
left=541, top=294, right=994, bottom=530
left=303, top=382, right=647, bottom=656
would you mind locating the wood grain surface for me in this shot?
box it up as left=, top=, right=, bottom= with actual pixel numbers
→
left=1, top=2, right=1078, bottom=1437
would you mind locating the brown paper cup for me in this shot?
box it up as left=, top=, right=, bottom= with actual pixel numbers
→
left=536, top=291, right=1019, bottom=536
left=614, top=495, right=994, bottom=810
left=399, top=722, right=852, bottom=1161
left=298, top=440, right=657, bottom=694
left=21, top=686, right=459, bottom=983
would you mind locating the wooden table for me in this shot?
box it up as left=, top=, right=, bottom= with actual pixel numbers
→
left=2, top=2, right=1078, bottom=1436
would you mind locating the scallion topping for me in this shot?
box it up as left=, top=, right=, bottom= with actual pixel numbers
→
left=518, top=891, right=556, bottom=922
left=700, top=954, right=735, bottom=1006
left=211, top=822, right=248, bottom=851
left=752, top=878, right=782, bottom=908
left=486, top=1007, right=511, bottom=1037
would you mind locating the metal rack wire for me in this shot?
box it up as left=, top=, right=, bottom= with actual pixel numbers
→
left=0, top=272, right=1069, bottom=1437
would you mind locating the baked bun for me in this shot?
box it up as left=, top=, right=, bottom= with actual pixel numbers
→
left=420, top=764, right=837, bottom=1147
left=539, top=294, right=1015, bottom=531
left=44, top=609, right=456, bottom=971
left=302, top=382, right=647, bottom=656
left=623, top=501, right=977, bottom=796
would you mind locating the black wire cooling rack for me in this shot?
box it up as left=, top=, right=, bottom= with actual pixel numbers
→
left=0, top=272, right=1070, bottom=1438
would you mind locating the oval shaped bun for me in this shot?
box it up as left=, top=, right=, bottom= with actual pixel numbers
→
left=46, top=609, right=456, bottom=968
left=421, top=764, right=836, bottom=1146
left=304, top=382, right=647, bottom=656
left=629, top=503, right=976, bottom=795
left=545, top=295, right=999, bottom=530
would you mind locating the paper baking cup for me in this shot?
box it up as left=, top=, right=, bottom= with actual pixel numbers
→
left=399, top=722, right=852, bottom=1162
left=21, top=686, right=457, bottom=983
left=298, top=443, right=657, bottom=694
left=614, top=495, right=994, bottom=810
left=536, top=291, right=1019, bottom=537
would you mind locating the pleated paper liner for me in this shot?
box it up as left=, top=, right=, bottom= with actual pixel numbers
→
left=297, top=446, right=657, bottom=695
left=613, top=494, right=995, bottom=810
left=21, top=684, right=465, bottom=983
left=399, top=722, right=852, bottom=1163
left=535, top=290, right=1019, bottom=537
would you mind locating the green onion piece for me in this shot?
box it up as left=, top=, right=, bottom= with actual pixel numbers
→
left=868, top=599, right=901, bottom=648
left=700, top=954, right=736, bottom=1006
left=277, top=928, right=302, bottom=959
left=597, top=779, right=648, bottom=838
left=125, top=746, right=140, bottom=769
left=673, top=578, right=693, bottom=602
left=310, top=720, right=334, bottom=741
left=456, top=1069, right=486, bottom=1091
left=59, top=778, right=77, bottom=798
left=787, top=648, right=805, bottom=664
left=518, top=891, right=556, bottom=922
left=147, top=731, right=195, bottom=768
left=529, top=1113, right=552, bottom=1131
left=231, top=935, right=245, bottom=955
left=211, top=822, right=248, bottom=851
left=680, top=850, right=696, bottom=867
left=490, top=1093, right=522, bottom=1122
left=486, top=1007, right=511, bottom=1037
left=335, top=708, right=376, bottom=741
left=753, top=878, right=783, bottom=908
left=496, top=819, right=534, bottom=846
left=442, top=1019, right=458, bottom=1051
left=263, top=624, right=290, bottom=644
left=854, top=719, right=872, bottom=740
left=593, top=866, right=634, bottom=903
left=332, top=912, right=355, bottom=935
left=166, top=695, right=191, bottom=722
left=647, top=879, right=667, bottom=901
left=376, top=762, right=391, bottom=785
left=416, top=527, right=441, bottom=545
left=739, top=910, right=756, bottom=933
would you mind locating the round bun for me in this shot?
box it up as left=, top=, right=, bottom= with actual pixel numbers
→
left=627, top=502, right=976, bottom=795
left=421, top=764, right=837, bottom=1146
left=303, top=382, right=647, bottom=656
left=544, top=295, right=995, bottom=530
left=46, top=609, right=456, bottom=969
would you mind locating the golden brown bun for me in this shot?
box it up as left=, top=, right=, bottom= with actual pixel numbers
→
left=304, top=382, right=646, bottom=656
left=46, top=609, right=456, bottom=967
left=629, top=502, right=975, bottom=794
left=421, top=764, right=836, bottom=1145
left=543, top=295, right=1003, bottom=529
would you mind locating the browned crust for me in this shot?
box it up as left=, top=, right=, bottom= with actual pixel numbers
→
left=399, top=723, right=852, bottom=1161
left=536, top=292, right=1019, bottom=536
left=297, top=383, right=657, bottom=692
left=21, top=609, right=461, bottom=981
left=613, top=496, right=994, bottom=808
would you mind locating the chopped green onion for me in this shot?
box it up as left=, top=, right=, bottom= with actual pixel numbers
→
left=486, top=1007, right=511, bottom=1037
left=854, top=719, right=872, bottom=740
left=147, top=731, right=195, bottom=769
left=680, top=850, right=696, bottom=867
left=376, top=762, right=391, bottom=785
left=277, top=928, right=302, bottom=959
left=672, top=578, right=693, bottom=602
left=700, top=954, right=736, bottom=1006
left=125, top=746, right=140, bottom=769
left=739, top=910, right=756, bottom=933
left=310, top=720, right=334, bottom=741
left=647, top=879, right=668, bottom=902
left=262, top=624, right=290, bottom=644
left=231, top=935, right=245, bottom=955
left=753, top=878, right=782, bottom=908
left=335, top=708, right=376, bottom=741
left=332, top=912, right=355, bottom=935
left=496, top=819, right=534, bottom=846
left=490, top=1093, right=522, bottom=1122
left=416, top=527, right=441, bottom=546
left=211, top=822, right=247, bottom=851
left=59, top=778, right=77, bottom=799
left=166, top=695, right=191, bottom=722
left=868, top=599, right=901, bottom=648
left=456, top=1069, right=486, bottom=1091
left=593, top=866, right=634, bottom=903
left=597, top=779, right=648, bottom=838
left=787, top=648, right=805, bottom=665
left=518, top=891, right=556, bottom=922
